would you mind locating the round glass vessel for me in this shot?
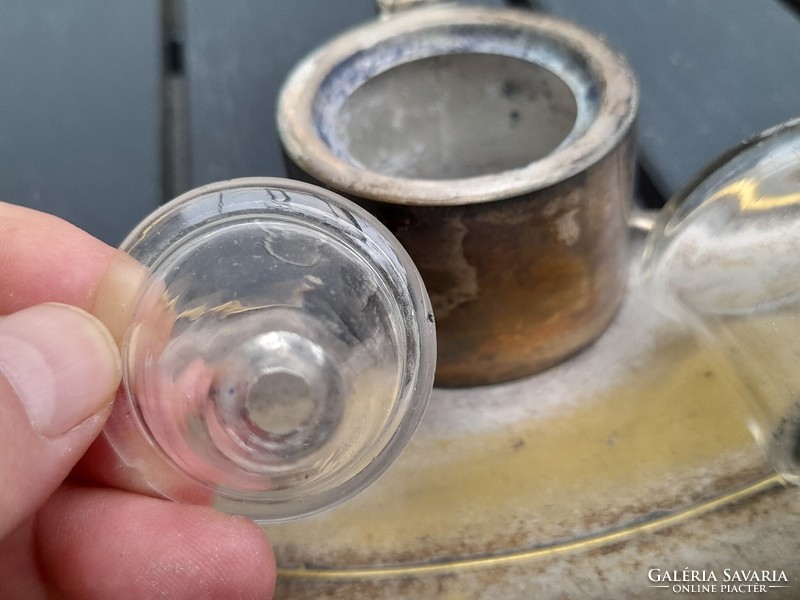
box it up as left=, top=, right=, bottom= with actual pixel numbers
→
left=102, top=178, right=436, bottom=521
left=640, top=118, right=800, bottom=483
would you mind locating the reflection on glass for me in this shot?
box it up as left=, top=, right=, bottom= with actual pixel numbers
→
left=101, top=178, right=436, bottom=522
left=641, top=119, right=800, bottom=483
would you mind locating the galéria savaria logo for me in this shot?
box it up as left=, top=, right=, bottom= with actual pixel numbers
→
left=648, top=568, right=790, bottom=594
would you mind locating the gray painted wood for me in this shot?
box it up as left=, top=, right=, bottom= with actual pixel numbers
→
left=184, top=0, right=376, bottom=187
left=0, top=0, right=162, bottom=245
left=531, top=0, right=800, bottom=199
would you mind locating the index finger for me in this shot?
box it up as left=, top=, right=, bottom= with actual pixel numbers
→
left=0, top=201, right=115, bottom=314
left=0, top=201, right=150, bottom=344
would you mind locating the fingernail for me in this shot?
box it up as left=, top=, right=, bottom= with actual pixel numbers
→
left=0, top=303, right=121, bottom=437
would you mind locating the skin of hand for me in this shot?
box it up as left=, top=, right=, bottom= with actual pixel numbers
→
left=0, top=202, right=277, bottom=600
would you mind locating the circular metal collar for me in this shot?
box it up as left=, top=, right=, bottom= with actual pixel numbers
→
left=277, top=5, right=638, bottom=206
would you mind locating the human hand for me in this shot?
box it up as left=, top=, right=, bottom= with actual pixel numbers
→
left=0, top=202, right=276, bottom=599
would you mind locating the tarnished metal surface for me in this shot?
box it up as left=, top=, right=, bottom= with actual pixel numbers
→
left=353, top=138, right=634, bottom=385
left=278, top=5, right=639, bottom=385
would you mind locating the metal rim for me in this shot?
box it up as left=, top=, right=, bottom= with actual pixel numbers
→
left=277, top=6, right=639, bottom=206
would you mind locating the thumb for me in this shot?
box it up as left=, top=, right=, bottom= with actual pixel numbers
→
left=0, top=303, right=120, bottom=537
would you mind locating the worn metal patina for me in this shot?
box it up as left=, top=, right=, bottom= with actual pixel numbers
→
left=278, top=5, right=639, bottom=385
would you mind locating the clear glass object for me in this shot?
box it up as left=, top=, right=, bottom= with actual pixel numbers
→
left=640, top=118, right=800, bottom=483
left=100, top=178, right=436, bottom=521
left=262, top=121, right=800, bottom=597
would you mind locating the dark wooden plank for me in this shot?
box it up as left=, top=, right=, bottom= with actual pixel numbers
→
left=0, top=0, right=162, bottom=245
left=530, top=0, right=800, bottom=199
left=184, top=0, right=375, bottom=187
